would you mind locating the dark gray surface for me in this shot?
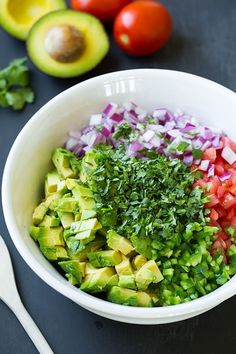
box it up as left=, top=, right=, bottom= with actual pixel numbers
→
left=1, top=1, right=236, bottom=353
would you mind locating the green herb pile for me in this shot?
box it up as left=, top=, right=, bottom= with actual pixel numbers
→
left=86, top=145, right=236, bottom=305
left=0, top=57, right=34, bottom=110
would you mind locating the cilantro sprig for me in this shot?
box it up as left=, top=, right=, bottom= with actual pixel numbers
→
left=0, top=57, right=34, bottom=110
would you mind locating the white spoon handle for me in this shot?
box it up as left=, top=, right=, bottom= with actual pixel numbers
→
left=8, top=298, right=54, bottom=354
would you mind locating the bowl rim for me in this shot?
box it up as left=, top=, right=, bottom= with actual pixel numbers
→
left=2, top=68, right=236, bottom=320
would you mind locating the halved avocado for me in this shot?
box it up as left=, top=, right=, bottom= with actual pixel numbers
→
left=27, top=10, right=109, bottom=78
left=0, top=0, right=66, bottom=40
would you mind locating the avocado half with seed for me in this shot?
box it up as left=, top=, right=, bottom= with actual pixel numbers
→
left=0, top=0, right=66, bottom=40
left=26, top=10, right=109, bottom=78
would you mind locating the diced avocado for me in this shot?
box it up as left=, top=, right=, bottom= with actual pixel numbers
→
left=88, top=250, right=122, bottom=267
left=66, top=273, right=79, bottom=286
left=107, top=286, right=153, bottom=307
left=115, top=258, right=133, bottom=275
left=57, top=180, right=69, bottom=195
left=80, top=150, right=98, bottom=182
left=81, top=210, right=97, bottom=220
left=55, top=198, right=80, bottom=213
left=66, top=178, right=79, bottom=190
left=85, top=263, right=98, bottom=274
left=146, top=290, right=159, bottom=305
left=32, top=202, right=48, bottom=225
left=39, top=215, right=60, bottom=227
left=80, top=267, right=115, bottom=293
left=74, top=230, right=95, bottom=244
left=38, top=227, right=65, bottom=247
left=72, top=185, right=95, bottom=210
left=52, top=148, right=76, bottom=179
left=132, top=255, right=147, bottom=270
left=58, top=212, right=74, bottom=229
left=107, top=230, right=134, bottom=255
left=59, top=260, right=85, bottom=284
left=29, top=226, right=40, bottom=241
left=69, top=236, right=106, bottom=261
left=135, top=260, right=163, bottom=291
left=45, top=171, right=61, bottom=197
left=40, top=246, right=68, bottom=261
left=45, top=194, right=59, bottom=208
left=106, top=274, right=119, bottom=289
left=71, top=218, right=102, bottom=233
left=118, top=275, right=136, bottom=290
left=137, top=291, right=153, bottom=307
left=74, top=213, right=81, bottom=221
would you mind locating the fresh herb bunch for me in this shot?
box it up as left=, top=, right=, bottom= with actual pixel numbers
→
left=0, top=57, right=34, bottom=110
left=88, top=145, right=208, bottom=259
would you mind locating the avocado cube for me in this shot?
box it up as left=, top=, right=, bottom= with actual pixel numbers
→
left=66, top=178, right=79, bottom=190
left=59, top=260, right=85, bottom=284
left=45, top=194, right=59, bottom=208
left=29, top=226, right=40, bottom=241
left=32, top=202, right=48, bottom=225
left=66, top=273, right=79, bottom=286
left=107, top=286, right=153, bottom=307
left=107, top=286, right=138, bottom=306
left=106, top=274, right=119, bottom=289
left=74, top=213, right=81, bottom=221
left=135, top=260, right=163, bottom=290
left=88, top=250, right=122, bottom=267
left=74, top=230, right=95, bottom=244
left=69, top=236, right=106, bottom=261
left=85, top=262, right=98, bottom=275
left=39, top=215, right=60, bottom=227
left=58, top=212, right=74, bottom=229
left=81, top=210, right=97, bottom=220
left=57, top=180, right=69, bottom=195
left=80, top=267, right=115, bottom=293
left=52, top=148, right=75, bottom=179
left=45, top=171, right=60, bottom=197
left=118, top=275, right=136, bottom=290
left=56, top=198, right=80, bottom=213
left=38, top=227, right=65, bottom=247
left=146, top=291, right=159, bottom=305
left=72, top=185, right=95, bottom=210
left=137, top=291, right=153, bottom=307
left=132, top=255, right=147, bottom=270
left=40, top=246, right=68, bottom=261
left=115, top=258, right=133, bottom=275
left=107, top=230, right=134, bottom=255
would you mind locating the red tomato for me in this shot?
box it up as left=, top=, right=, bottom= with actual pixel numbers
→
left=215, top=164, right=225, bottom=176
left=221, top=136, right=236, bottom=152
left=205, top=195, right=219, bottom=208
left=217, top=186, right=226, bottom=199
left=217, top=230, right=229, bottom=241
left=210, top=208, right=219, bottom=221
left=70, top=0, right=131, bottom=22
left=229, top=185, right=236, bottom=196
left=222, top=193, right=236, bottom=210
left=113, top=1, right=172, bottom=56
left=202, top=148, right=216, bottom=162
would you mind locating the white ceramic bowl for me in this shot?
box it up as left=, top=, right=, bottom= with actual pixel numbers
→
left=2, top=69, right=236, bottom=324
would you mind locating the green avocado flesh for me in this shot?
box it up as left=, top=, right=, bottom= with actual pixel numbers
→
left=27, top=10, right=109, bottom=78
left=30, top=145, right=236, bottom=307
left=0, top=0, right=66, bottom=40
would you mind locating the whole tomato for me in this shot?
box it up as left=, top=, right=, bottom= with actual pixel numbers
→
left=113, top=1, right=172, bottom=56
left=71, top=0, right=131, bottom=22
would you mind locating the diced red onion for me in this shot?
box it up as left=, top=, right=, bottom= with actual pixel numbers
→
left=110, top=113, right=124, bottom=122
left=199, top=160, right=210, bottom=171
left=219, top=171, right=232, bottom=182
left=143, top=130, right=155, bottom=142
left=183, top=154, right=194, bottom=165
left=129, top=141, right=143, bottom=152
left=208, top=164, right=215, bottom=177
left=102, top=102, right=118, bottom=116
left=221, top=146, right=236, bottom=165
left=89, top=114, right=103, bottom=125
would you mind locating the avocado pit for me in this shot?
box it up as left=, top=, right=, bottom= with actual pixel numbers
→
left=44, top=24, right=85, bottom=63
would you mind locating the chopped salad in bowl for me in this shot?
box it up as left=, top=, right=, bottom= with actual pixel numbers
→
left=30, top=101, right=236, bottom=307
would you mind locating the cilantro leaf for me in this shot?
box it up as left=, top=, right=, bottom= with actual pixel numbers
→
left=0, top=57, right=34, bottom=111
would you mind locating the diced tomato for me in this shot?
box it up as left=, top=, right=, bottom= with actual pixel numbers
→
left=210, top=208, right=219, bottom=221
left=229, top=216, right=236, bottom=229
left=205, top=194, right=220, bottom=208
left=221, top=193, right=236, bottom=209
left=225, top=239, right=232, bottom=248
left=211, top=240, right=227, bottom=263
left=208, top=220, right=221, bottom=228
left=221, top=136, right=236, bottom=153
left=215, top=206, right=226, bottom=218
left=217, top=186, right=226, bottom=199
left=215, top=164, right=225, bottom=176
left=202, top=148, right=217, bottom=162
left=223, top=178, right=233, bottom=188
left=225, top=207, right=235, bottom=221
left=217, top=230, right=229, bottom=240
